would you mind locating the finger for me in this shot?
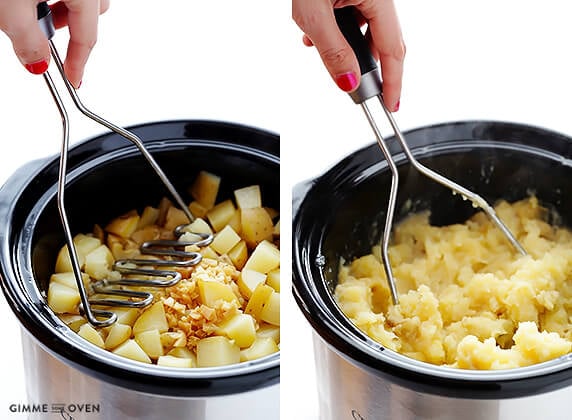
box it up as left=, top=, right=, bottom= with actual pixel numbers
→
left=293, top=0, right=360, bottom=92
left=50, top=0, right=109, bottom=29
left=59, top=0, right=102, bottom=87
left=1, top=0, right=50, bottom=74
left=360, top=0, right=405, bottom=111
left=302, top=34, right=313, bottom=47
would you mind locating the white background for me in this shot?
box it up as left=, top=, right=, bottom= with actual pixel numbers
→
left=1, top=1, right=572, bottom=419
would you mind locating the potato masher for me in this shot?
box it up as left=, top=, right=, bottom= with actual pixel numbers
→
left=334, top=7, right=527, bottom=305
left=38, top=3, right=213, bottom=327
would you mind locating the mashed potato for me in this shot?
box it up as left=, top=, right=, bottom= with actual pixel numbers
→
left=335, top=197, right=572, bottom=369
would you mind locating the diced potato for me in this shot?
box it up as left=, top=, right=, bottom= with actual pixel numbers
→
left=273, top=220, right=280, bottom=236
left=78, top=323, right=105, bottom=348
left=55, top=234, right=101, bottom=273
left=207, top=200, right=236, bottom=232
left=200, top=246, right=219, bottom=259
left=243, top=240, right=280, bottom=273
left=112, top=307, right=140, bottom=326
left=113, top=339, right=152, bottom=364
left=137, top=206, right=160, bottom=230
left=234, top=185, right=262, bottom=209
left=257, top=323, right=280, bottom=344
left=105, top=210, right=140, bottom=239
left=237, top=269, right=267, bottom=298
left=105, top=323, right=132, bottom=350
left=227, top=210, right=242, bottom=234
left=59, top=314, right=87, bottom=332
left=50, top=272, right=90, bottom=290
left=266, top=268, right=280, bottom=292
left=131, top=225, right=160, bottom=244
left=211, top=225, right=241, bottom=255
left=168, top=347, right=195, bottom=360
left=240, top=337, right=279, bottom=362
left=189, top=201, right=208, bottom=219
left=244, top=283, right=274, bottom=319
left=135, top=329, right=164, bottom=358
left=190, top=171, right=221, bottom=210
left=132, top=301, right=169, bottom=335
left=157, top=355, right=194, bottom=368
left=164, top=206, right=191, bottom=232
left=92, top=224, right=105, bottom=243
left=156, top=197, right=172, bottom=227
left=260, top=292, right=280, bottom=326
left=198, top=280, right=239, bottom=306
left=84, top=244, right=115, bottom=280
left=184, top=218, right=213, bottom=235
left=48, top=282, right=80, bottom=313
left=265, top=207, right=279, bottom=220
left=228, top=240, right=248, bottom=270
left=240, top=208, right=274, bottom=248
left=216, top=313, right=257, bottom=348
left=196, top=336, right=240, bottom=367
left=161, top=331, right=187, bottom=349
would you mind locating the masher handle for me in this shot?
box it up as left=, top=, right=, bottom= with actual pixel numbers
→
left=37, top=2, right=56, bottom=40
left=334, top=6, right=383, bottom=104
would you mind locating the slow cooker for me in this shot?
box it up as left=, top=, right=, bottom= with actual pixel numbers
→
left=292, top=120, right=572, bottom=420
left=0, top=120, right=279, bottom=420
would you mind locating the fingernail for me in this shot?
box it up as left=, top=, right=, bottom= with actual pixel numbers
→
left=77, top=80, right=82, bottom=89
left=393, top=100, right=400, bottom=112
left=24, top=59, right=49, bottom=75
left=335, top=72, right=358, bottom=92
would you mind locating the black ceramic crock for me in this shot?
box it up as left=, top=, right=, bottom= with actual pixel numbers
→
left=0, top=120, right=279, bottom=399
left=292, top=120, right=572, bottom=408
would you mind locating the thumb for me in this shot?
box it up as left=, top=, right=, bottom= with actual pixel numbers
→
left=295, top=5, right=360, bottom=92
left=4, top=4, right=50, bottom=74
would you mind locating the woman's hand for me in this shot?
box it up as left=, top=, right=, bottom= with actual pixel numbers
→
left=292, top=0, right=405, bottom=111
left=0, top=0, right=110, bottom=88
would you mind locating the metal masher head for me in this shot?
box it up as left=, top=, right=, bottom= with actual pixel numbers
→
left=334, top=7, right=527, bottom=305
left=37, top=3, right=213, bottom=327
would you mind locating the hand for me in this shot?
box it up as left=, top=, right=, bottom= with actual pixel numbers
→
left=0, top=0, right=110, bottom=88
left=292, top=0, right=405, bottom=111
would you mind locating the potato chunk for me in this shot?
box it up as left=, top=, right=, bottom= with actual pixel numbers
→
left=190, top=171, right=220, bottom=210
left=105, top=323, right=132, bottom=350
left=234, top=185, right=261, bottom=209
left=240, top=337, right=279, bottom=362
left=243, top=240, right=280, bottom=273
left=198, top=280, right=239, bottom=306
left=240, top=208, right=273, bottom=248
left=197, top=336, right=240, bottom=367
left=211, top=225, right=241, bottom=255
left=260, top=292, right=280, bottom=326
left=48, top=282, right=80, bottom=314
left=113, top=339, right=152, bottom=364
left=157, top=355, right=194, bottom=368
left=216, top=313, right=257, bottom=348
left=105, top=210, right=140, bottom=238
left=132, top=301, right=169, bottom=335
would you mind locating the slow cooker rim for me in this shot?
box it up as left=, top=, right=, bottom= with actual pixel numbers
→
left=0, top=119, right=280, bottom=397
left=292, top=119, right=572, bottom=399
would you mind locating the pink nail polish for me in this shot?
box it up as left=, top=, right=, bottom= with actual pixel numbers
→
left=77, top=80, right=82, bottom=89
left=335, top=72, right=358, bottom=92
left=393, top=100, right=400, bottom=112
left=24, top=59, right=49, bottom=75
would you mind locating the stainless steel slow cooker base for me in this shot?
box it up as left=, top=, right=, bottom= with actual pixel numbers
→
left=22, top=331, right=278, bottom=420
left=313, top=334, right=570, bottom=420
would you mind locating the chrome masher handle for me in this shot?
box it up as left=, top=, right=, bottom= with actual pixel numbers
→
left=36, top=2, right=208, bottom=327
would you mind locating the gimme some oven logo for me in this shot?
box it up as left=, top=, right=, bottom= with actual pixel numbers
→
left=8, top=403, right=101, bottom=418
